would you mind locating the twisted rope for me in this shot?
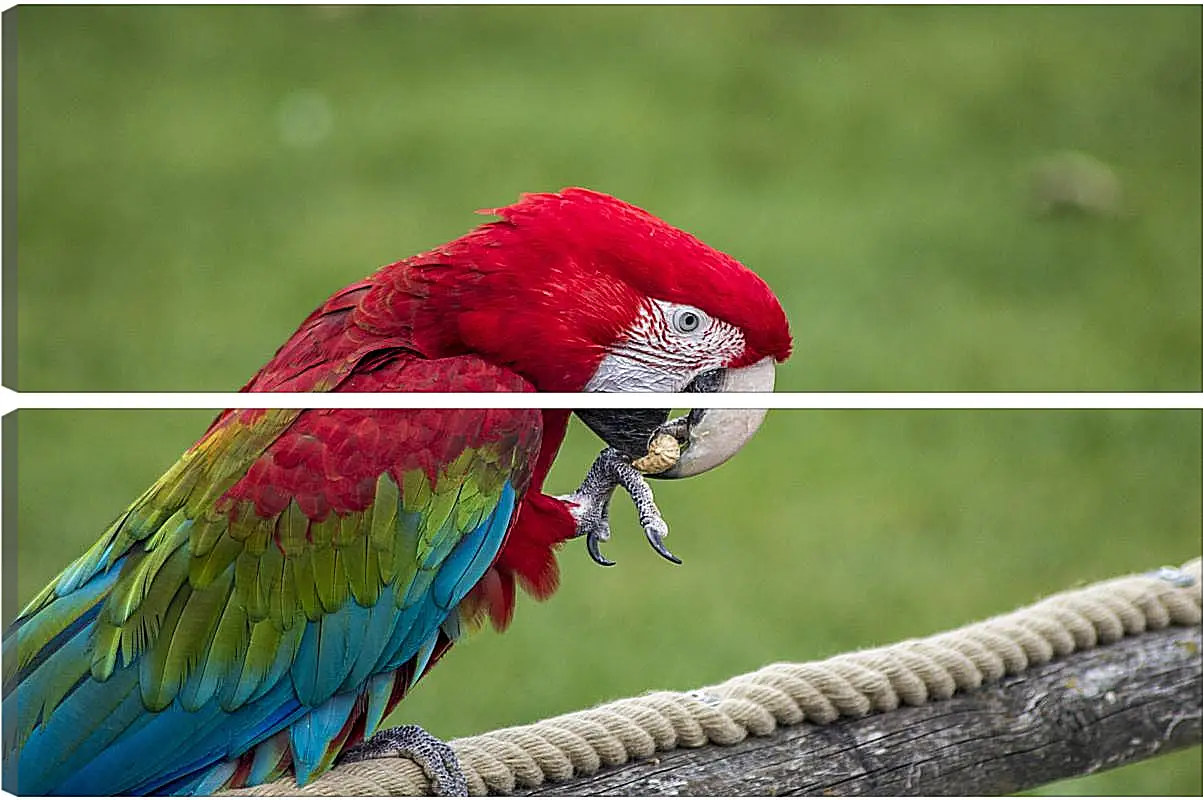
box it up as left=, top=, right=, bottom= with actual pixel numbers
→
left=233, top=558, right=1202, bottom=796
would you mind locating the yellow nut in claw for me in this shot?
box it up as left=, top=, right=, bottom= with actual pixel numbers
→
left=631, top=433, right=682, bottom=475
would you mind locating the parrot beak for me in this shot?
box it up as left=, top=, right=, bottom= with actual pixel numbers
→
left=656, top=356, right=775, bottom=478
left=574, top=356, right=776, bottom=478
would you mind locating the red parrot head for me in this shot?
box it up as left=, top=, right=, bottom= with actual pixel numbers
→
left=362, top=187, right=792, bottom=477
left=450, top=187, right=792, bottom=392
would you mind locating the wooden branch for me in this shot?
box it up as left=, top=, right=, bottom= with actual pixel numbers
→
left=526, top=626, right=1202, bottom=796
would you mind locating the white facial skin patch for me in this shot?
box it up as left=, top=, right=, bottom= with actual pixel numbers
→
left=584, top=299, right=746, bottom=392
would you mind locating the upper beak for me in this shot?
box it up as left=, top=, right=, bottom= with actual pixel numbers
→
left=575, top=357, right=776, bottom=479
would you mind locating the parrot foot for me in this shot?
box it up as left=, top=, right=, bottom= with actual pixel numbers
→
left=340, top=724, right=468, bottom=796
left=559, top=448, right=680, bottom=567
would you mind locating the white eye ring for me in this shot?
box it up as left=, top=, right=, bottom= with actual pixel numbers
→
left=672, top=307, right=708, bottom=335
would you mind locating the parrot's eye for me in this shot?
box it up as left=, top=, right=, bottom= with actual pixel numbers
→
left=672, top=307, right=708, bottom=335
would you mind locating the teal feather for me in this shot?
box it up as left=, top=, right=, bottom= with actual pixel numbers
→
left=247, top=730, right=291, bottom=786
left=361, top=672, right=396, bottom=740
left=433, top=485, right=515, bottom=610
left=221, top=619, right=302, bottom=710
left=408, top=631, right=441, bottom=692
left=338, top=587, right=401, bottom=695
left=389, top=600, right=444, bottom=678
left=188, top=759, right=237, bottom=796
left=178, top=595, right=247, bottom=712
left=53, top=538, right=116, bottom=598
left=373, top=600, right=428, bottom=674
left=9, top=622, right=93, bottom=754
left=289, top=601, right=366, bottom=707
left=3, top=564, right=120, bottom=692
left=400, top=564, right=439, bottom=608
left=288, top=691, right=357, bottom=785
left=10, top=659, right=143, bottom=793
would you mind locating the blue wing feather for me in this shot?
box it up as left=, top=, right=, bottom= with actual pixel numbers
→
left=289, top=691, right=358, bottom=785
left=361, top=672, right=397, bottom=741
left=338, top=588, right=403, bottom=695
left=434, top=483, right=516, bottom=610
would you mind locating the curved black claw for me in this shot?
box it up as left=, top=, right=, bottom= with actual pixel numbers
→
left=644, top=527, right=682, bottom=565
left=587, top=532, right=616, bottom=567
left=561, top=447, right=682, bottom=568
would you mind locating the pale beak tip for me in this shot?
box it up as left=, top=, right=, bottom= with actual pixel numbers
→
left=661, top=357, right=776, bottom=478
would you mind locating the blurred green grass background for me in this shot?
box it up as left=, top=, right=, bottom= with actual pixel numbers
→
left=13, top=5, right=1201, bottom=391
left=9, top=5, right=1202, bottom=795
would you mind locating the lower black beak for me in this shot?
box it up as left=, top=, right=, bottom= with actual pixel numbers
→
left=575, top=357, right=776, bottom=479
left=574, top=367, right=725, bottom=460
left=574, top=408, right=671, bottom=462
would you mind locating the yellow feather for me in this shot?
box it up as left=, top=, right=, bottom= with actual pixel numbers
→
left=369, top=474, right=399, bottom=550
left=443, top=449, right=475, bottom=483
left=189, top=534, right=243, bottom=589
left=277, top=500, right=310, bottom=556
left=290, top=548, right=323, bottom=620
left=107, top=536, right=187, bottom=626
left=139, top=586, right=193, bottom=711
left=313, top=547, right=349, bottom=613
left=309, top=514, right=339, bottom=548
left=334, top=512, right=360, bottom=548
left=90, top=621, right=122, bottom=680
left=418, top=484, right=459, bottom=549
left=115, top=544, right=191, bottom=666
left=254, top=544, right=285, bottom=623
left=401, top=468, right=430, bottom=513
left=343, top=535, right=379, bottom=607
left=242, top=516, right=275, bottom=557
left=223, top=617, right=285, bottom=710
left=189, top=513, right=228, bottom=558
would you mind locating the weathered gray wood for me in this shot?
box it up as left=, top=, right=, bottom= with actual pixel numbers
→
left=525, top=626, right=1202, bottom=796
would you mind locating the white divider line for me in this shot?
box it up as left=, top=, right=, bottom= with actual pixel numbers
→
left=3, top=388, right=1201, bottom=413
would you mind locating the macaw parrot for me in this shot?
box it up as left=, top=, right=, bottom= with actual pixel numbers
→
left=2, top=188, right=791, bottom=795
